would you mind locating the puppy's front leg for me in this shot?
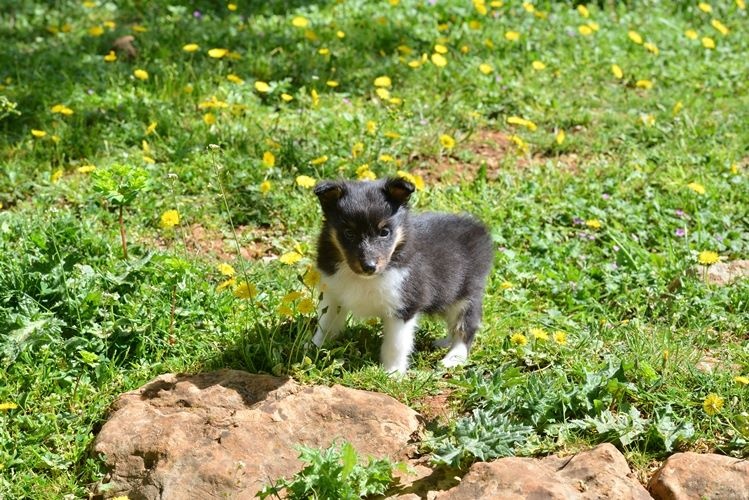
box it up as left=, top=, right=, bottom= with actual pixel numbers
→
left=381, top=316, right=419, bottom=375
left=312, top=292, right=347, bottom=347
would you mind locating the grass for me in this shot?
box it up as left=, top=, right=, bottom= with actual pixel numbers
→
left=1, top=0, right=748, bottom=497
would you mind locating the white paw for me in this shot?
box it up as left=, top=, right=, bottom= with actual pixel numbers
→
left=312, top=328, right=326, bottom=347
left=433, top=336, right=452, bottom=349
left=383, top=363, right=408, bottom=377
left=440, top=353, right=467, bottom=368
left=440, top=342, right=468, bottom=368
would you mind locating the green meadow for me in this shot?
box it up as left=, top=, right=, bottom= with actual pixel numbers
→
left=1, top=0, right=748, bottom=496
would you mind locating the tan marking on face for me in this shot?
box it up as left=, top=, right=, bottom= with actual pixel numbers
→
left=330, top=227, right=364, bottom=274
left=375, top=225, right=404, bottom=271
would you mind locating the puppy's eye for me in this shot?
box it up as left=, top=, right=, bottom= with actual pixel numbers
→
left=343, top=229, right=355, bottom=241
left=379, top=227, right=391, bottom=238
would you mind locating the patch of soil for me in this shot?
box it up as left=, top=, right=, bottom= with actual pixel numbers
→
left=411, top=129, right=580, bottom=184
left=153, top=223, right=281, bottom=262
left=416, top=389, right=457, bottom=427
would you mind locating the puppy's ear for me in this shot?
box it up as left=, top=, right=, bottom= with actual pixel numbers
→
left=314, top=181, right=344, bottom=208
left=384, top=177, right=415, bottom=205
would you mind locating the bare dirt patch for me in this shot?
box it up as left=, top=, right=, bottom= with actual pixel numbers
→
left=411, top=129, right=580, bottom=184
left=153, top=223, right=282, bottom=263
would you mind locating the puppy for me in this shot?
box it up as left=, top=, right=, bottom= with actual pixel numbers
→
left=312, top=177, right=493, bottom=374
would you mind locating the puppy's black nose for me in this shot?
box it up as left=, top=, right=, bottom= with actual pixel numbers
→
left=361, top=260, right=377, bottom=274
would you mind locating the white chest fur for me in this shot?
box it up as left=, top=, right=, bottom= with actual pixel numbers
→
left=321, top=265, right=408, bottom=319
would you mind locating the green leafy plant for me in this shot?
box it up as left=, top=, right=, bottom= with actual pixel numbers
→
left=257, top=442, right=404, bottom=499
left=92, top=164, right=149, bottom=259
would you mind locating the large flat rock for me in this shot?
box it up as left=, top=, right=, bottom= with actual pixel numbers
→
left=94, top=369, right=420, bottom=499
left=433, top=443, right=651, bottom=500
left=648, top=452, right=749, bottom=500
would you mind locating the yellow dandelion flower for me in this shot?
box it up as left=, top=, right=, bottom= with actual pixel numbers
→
left=627, top=30, right=643, bottom=44
left=133, top=69, right=149, bottom=81
left=510, top=333, right=527, bottom=346
left=687, top=182, right=706, bottom=194
left=254, top=81, right=271, bottom=93
left=439, top=134, right=456, bottom=150
left=587, top=22, right=600, bottom=32
left=217, top=277, right=237, bottom=291
left=702, top=36, right=716, bottom=49
left=303, top=267, right=321, bottom=288
left=430, top=53, right=447, bottom=67
left=88, top=25, right=104, bottom=36
left=77, top=165, right=96, bottom=173
left=703, top=393, right=723, bottom=415
left=280, top=93, right=294, bottom=102
left=505, top=31, right=520, bottom=41
left=104, top=50, right=117, bottom=62
left=51, top=168, right=63, bottom=183
left=51, top=104, right=73, bottom=115
left=479, top=63, right=493, bottom=75
left=530, top=328, right=549, bottom=341
left=228, top=3, right=237, bottom=11
left=366, top=120, right=377, bottom=135
left=737, top=0, right=746, bottom=9
left=509, top=135, right=529, bottom=154
left=578, top=25, right=593, bottom=36
left=531, top=60, right=546, bottom=71
left=434, top=43, right=448, bottom=54
left=586, top=219, right=602, bottom=229
left=292, top=16, right=309, bottom=28
left=374, top=75, right=392, bottom=88
left=233, top=281, right=258, bottom=299
left=203, top=113, right=216, bottom=125
left=635, top=79, right=653, bottom=89
left=336, top=30, right=346, bottom=38
left=375, top=88, right=391, bottom=100
left=280, top=251, right=303, bottom=265
left=318, top=48, right=330, bottom=56
left=132, top=24, right=147, bottom=33
left=262, top=151, right=275, bottom=168
left=227, top=74, right=244, bottom=84
left=298, top=298, right=315, bottom=315
left=160, top=210, right=180, bottom=229
left=31, top=129, right=46, bottom=138
left=277, top=304, right=293, bottom=317
left=644, top=42, right=659, bottom=55
left=611, top=64, right=624, bottom=79
left=259, top=180, right=271, bottom=194
left=734, top=376, right=749, bottom=385
left=500, top=281, right=513, bottom=290
left=357, top=167, right=377, bottom=181
left=396, top=170, right=425, bottom=190
left=183, top=43, right=200, bottom=52
left=282, top=291, right=303, bottom=303
left=326, top=80, right=338, bottom=87
left=711, top=19, right=729, bottom=35
left=673, top=101, right=684, bottom=115
left=577, top=4, right=590, bottom=17
left=698, top=2, right=712, bottom=13
left=507, top=116, right=537, bottom=131
left=553, top=331, right=567, bottom=344
left=556, top=129, right=566, bottom=145
left=310, top=155, right=328, bottom=165
left=143, top=154, right=156, bottom=165
left=311, top=89, right=319, bottom=106
left=217, top=263, right=236, bottom=276
left=0, top=402, right=19, bottom=411
left=697, top=250, right=719, bottom=265
left=296, top=175, right=316, bottom=188
left=351, top=142, right=364, bottom=158
left=208, top=48, right=228, bottom=58
left=685, top=29, right=698, bottom=40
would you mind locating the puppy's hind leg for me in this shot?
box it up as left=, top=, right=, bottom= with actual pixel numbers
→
left=312, top=292, right=347, bottom=347
left=440, top=300, right=481, bottom=368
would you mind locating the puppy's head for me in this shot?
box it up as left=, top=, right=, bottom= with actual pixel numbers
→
left=315, top=177, right=414, bottom=276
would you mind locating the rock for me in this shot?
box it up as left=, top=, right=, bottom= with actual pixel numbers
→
left=433, top=444, right=651, bottom=500
left=94, top=369, right=420, bottom=499
left=694, top=260, right=749, bottom=286
left=648, top=452, right=749, bottom=500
